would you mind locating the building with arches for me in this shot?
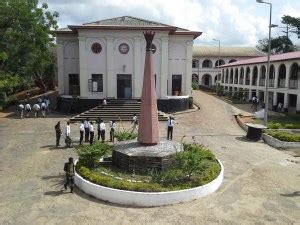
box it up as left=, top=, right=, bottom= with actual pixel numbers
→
left=55, top=16, right=201, bottom=102
left=192, top=46, right=265, bottom=88
left=218, top=51, right=300, bottom=113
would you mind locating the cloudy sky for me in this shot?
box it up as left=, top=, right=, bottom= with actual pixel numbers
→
left=43, top=0, right=300, bottom=47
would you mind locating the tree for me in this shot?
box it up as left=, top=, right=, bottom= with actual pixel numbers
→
left=256, top=36, right=295, bottom=54
left=0, top=1, right=59, bottom=91
left=0, top=72, right=20, bottom=101
left=281, top=15, right=300, bottom=38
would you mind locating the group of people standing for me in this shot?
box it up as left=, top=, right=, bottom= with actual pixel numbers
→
left=18, top=96, right=50, bottom=118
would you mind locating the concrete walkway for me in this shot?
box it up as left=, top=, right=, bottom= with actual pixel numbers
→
left=0, top=90, right=299, bottom=225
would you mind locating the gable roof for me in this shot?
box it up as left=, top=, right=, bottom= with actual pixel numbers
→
left=219, top=51, right=300, bottom=68
left=55, top=16, right=202, bottom=39
left=193, top=46, right=266, bottom=57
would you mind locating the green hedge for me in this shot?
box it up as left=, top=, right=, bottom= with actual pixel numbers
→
left=266, top=131, right=300, bottom=142
left=115, top=130, right=137, bottom=141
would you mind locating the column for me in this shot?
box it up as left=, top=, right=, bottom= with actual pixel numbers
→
left=160, top=37, right=168, bottom=97
left=248, top=89, right=253, bottom=101
left=106, top=38, right=115, bottom=98
left=273, top=65, right=279, bottom=88
left=296, top=93, right=300, bottom=113
left=283, top=92, right=289, bottom=111
left=133, top=37, right=141, bottom=98
left=272, top=91, right=277, bottom=109
left=237, top=68, right=240, bottom=85
left=78, top=36, right=88, bottom=98
left=185, top=41, right=193, bottom=96
left=56, top=40, right=64, bottom=94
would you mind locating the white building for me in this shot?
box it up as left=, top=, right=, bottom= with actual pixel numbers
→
left=192, top=46, right=265, bottom=87
left=218, top=51, right=300, bottom=113
left=55, top=16, right=201, bottom=101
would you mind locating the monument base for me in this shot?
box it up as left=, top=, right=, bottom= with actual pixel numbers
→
left=112, top=140, right=183, bottom=173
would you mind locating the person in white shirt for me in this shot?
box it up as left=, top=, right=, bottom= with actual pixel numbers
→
left=98, top=119, right=106, bottom=142
left=79, top=120, right=84, bottom=145
left=103, top=98, right=107, bottom=108
left=89, top=121, right=95, bottom=145
left=110, top=120, right=116, bottom=142
left=131, top=114, right=138, bottom=132
left=167, top=116, right=177, bottom=141
left=33, top=103, right=40, bottom=118
left=18, top=103, right=24, bottom=119
left=25, top=103, right=31, bottom=117
left=41, top=101, right=47, bottom=117
left=65, top=121, right=71, bottom=148
left=84, top=118, right=90, bottom=142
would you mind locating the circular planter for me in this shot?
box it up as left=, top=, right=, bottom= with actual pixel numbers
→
left=74, top=160, right=224, bottom=207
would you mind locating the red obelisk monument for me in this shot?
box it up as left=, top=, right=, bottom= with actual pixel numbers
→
left=137, top=31, right=159, bottom=144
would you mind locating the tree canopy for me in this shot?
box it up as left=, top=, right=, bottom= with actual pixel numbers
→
left=0, top=0, right=59, bottom=92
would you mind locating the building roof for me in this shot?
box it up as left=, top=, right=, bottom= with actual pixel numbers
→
left=219, top=51, right=300, bottom=68
left=193, top=46, right=266, bottom=57
left=55, top=16, right=202, bottom=39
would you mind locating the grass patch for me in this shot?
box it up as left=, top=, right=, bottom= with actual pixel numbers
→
left=265, top=130, right=300, bottom=142
left=76, top=143, right=221, bottom=192
left=255, top=115, right=300, bottom=129
left=115, top=130, right=137, bottom=141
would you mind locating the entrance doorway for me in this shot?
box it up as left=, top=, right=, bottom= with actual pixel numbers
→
left=68, top=74, right=80, bottom=96
left=172, top=75, right=182, bottom=95
left=117, top=74, right=132, bottom=98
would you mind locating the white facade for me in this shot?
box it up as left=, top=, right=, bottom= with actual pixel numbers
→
left=218, top=52, right=300, bottom=113
left=56, top=16, right=200, bottom=99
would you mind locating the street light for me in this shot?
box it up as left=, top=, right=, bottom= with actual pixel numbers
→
left=256, top=0, right=272, bottom=126
left=213, top=39, right=221, bottom=84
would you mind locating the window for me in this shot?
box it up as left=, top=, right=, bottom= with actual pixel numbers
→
left=88, top=74, right=103, bottom=92
left=202, top=59, right=212, bottom=68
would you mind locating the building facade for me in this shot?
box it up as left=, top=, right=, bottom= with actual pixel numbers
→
left=55, top=16, right=201, bottom=100
left=192, top=46, right=265, bottom=87
left=218, top=51, right=300, bottom=113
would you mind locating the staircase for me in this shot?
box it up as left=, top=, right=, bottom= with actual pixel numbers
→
left=70, top=99, right=168, bottom=123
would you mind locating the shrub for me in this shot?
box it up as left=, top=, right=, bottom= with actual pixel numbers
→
left=115, top=130, right=137, bottom=141
left=266, top=131, right=300, bottom=142
left=76, top=141, right=112, bottom=168
left=192, top=82, right=199, bottom=90
left=268, top=122, right=281, bottom=129
left=188, top=97, right=193, bottom=109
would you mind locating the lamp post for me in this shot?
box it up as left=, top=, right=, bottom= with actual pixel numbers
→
left=256, top=0, right=272, bottom=126
left=213, top=39, right=221, bottom=85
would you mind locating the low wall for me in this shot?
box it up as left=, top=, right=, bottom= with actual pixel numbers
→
left=262, top=133, right=300, bottom=150
left=75, top=160, right=224, bottom=207
left=157, top=97, right=190, bottom=112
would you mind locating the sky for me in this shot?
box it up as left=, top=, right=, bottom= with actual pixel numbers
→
left=42, top=0, right=300, bottom=47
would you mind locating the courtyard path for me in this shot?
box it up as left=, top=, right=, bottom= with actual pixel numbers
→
left=0, top=90, right=299, bottom=225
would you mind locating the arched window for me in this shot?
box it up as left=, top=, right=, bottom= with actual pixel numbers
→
left=215, top=59, right=225, bottom=67
left=259, top=65, right=266, bottom=86
left=202, top=74, right=212, bottom=86
left=289, top=63, right=299, bottom=89
left=202, top=59, right=213, bottom=68
left=245, top=67, right=250, bottom=85
left=252, top=66, right=258, bottom=86
left=239, top=67, right=244, bottom=85
left=234, top=68, right=238, bottom=84
left=269, top=65, right=275, bottom=87
left=192, top=59, right=199, bottom=68
left=278, top=64, right=286, bottom=88
left=229, top=59, right=237, bottom=63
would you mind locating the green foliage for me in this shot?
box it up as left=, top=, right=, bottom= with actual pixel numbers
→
left=192, top=82, right=199, bottom=90
left=268, top=122, right=281, bottom=129
left=115, top=130, right=137, bottom=141
left=266, top=131, right=300, bottom=142
left=0, top=1, right=59, bottom=91
left=188, top=97, right=193, bottom=109
left=175, top=143, right=217, bottom=179
left=76, top=142, right=112, bottom=168
left=281, top=15, right=300, bottom=38
left=0, top=73, right=20, bottom=98
left=267, top=116, right=300, bottom=129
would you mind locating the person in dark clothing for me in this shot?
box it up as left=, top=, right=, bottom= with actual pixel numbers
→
left=110, top=120, right=116, bottom=142
left=84, top=117, right=90, bottom=142
left=167, top=116, right=177, bottom=140
left=55, top=121, right=62, bottom=147
left=64, top=157, right=75, bottom=193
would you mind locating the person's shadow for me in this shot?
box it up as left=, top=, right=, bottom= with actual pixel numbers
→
left=41, top=174, right=70, bottom=196
left=280, top=191, right=300, bottom=197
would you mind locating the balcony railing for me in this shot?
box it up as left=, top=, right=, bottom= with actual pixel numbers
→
left=259, top=80, right=265, bottom=86
left=289, top=80, right=298, bottom=89
left=278, top=79, right=286, bottom=88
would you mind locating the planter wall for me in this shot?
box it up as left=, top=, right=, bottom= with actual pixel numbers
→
left=75, top=160, right=224, bottom=207
left=262, top=133, right=300, bottom=150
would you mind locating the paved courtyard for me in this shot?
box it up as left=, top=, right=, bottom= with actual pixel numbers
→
left=0, top=90, right=299, bottom=225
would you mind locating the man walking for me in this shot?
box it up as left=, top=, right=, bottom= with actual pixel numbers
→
left=55, top=121, right=62, bottom=147
left=79, top=120, right=84, bottom=145
left=41, top=101, right=47, bottom=117
left=89, top=121, right=95, bottom=145
left=65, top=121, right=71, bottom=148
left=99, top=119, right=106, bottom=142
left=25, top=103, right=31, bottom=117
left=110, top=120, right=116, bottom=142
left=64, top=157, right=75, bottom=193
left=18, top=103, right=24, bottom=119
left=84, top=118, right=90, bottom=142
left=33, top=102, right=40, bottom=118
left=167, top=116, right=176, bottom=141
left=131, top=114, right=138, bottom=132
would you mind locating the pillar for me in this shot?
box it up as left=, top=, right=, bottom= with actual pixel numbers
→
left=296, top=93, right=300, bottom=113
left=160, top=37, right=168, bottom=97
left=185, top=41, right=193, bottom=96
left=133, top=37, right=142, bottom=98
left=283, top=92, right=289, bottom=112
left=106, top=38, right=115, bottom=98
left=56, top=40, right=64, bottom=95
left=78, top=36, right=88, bottom=98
